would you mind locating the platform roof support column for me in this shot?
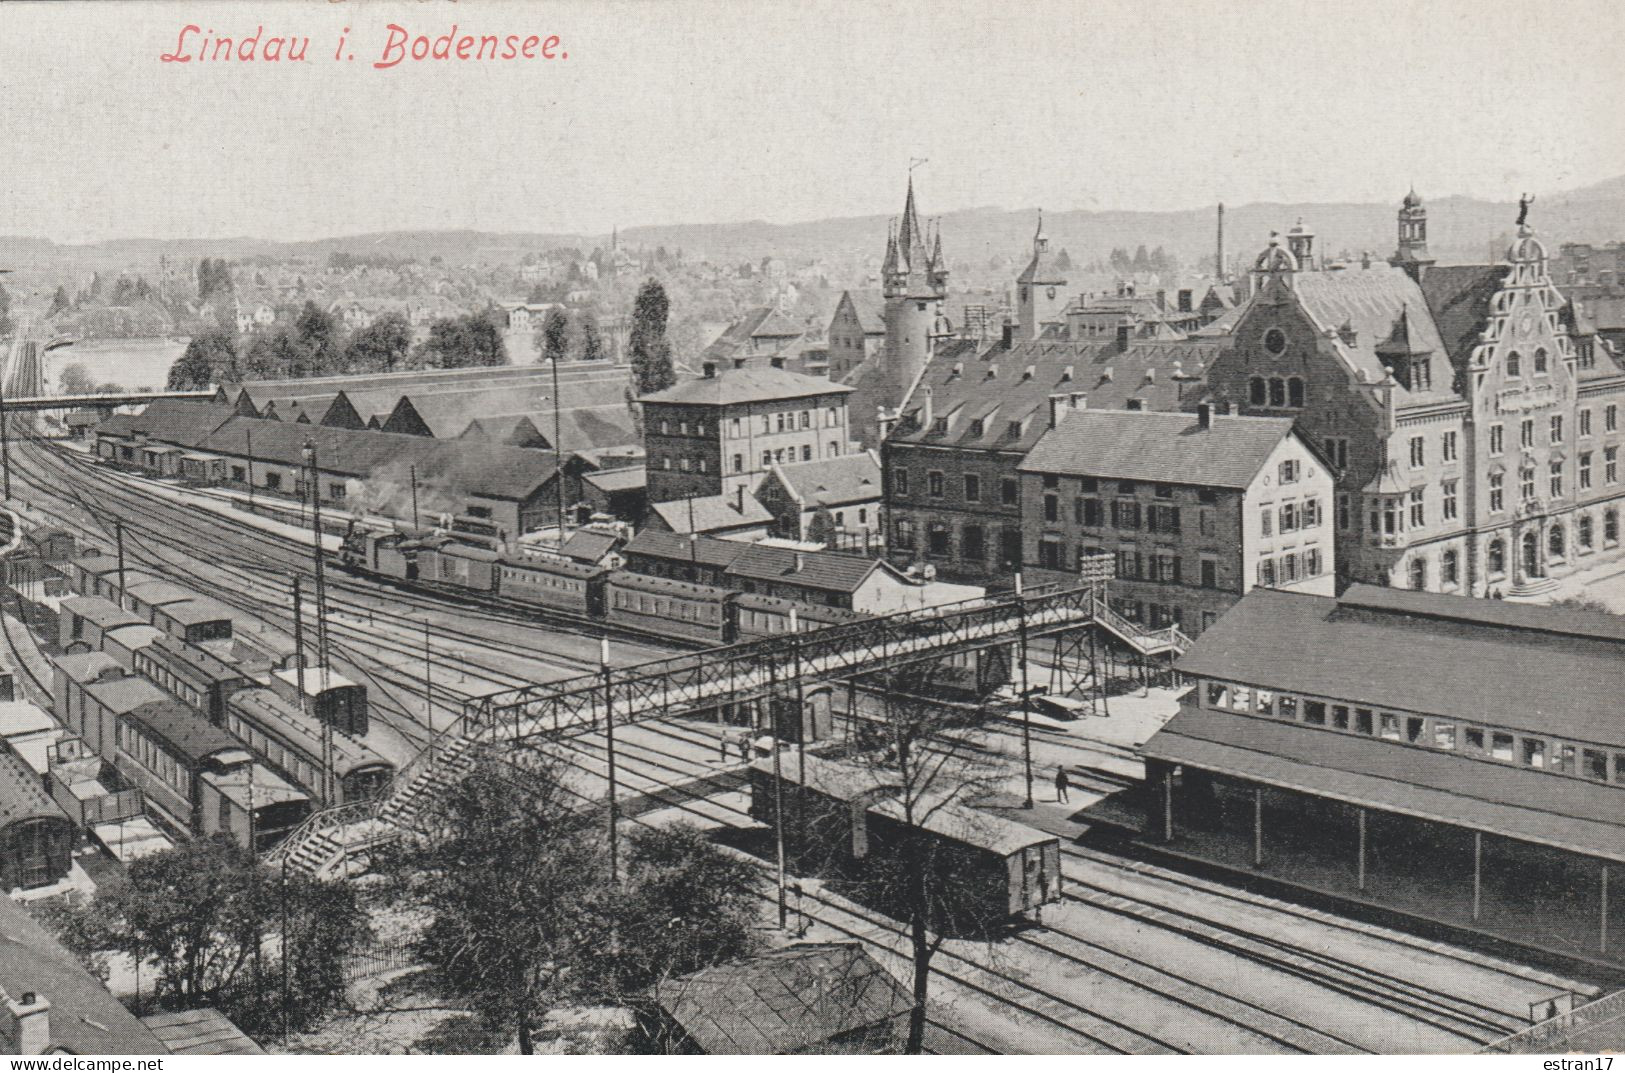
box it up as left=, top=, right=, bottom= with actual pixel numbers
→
left=1357, top=808, right=1367, bottom=893
left=1252, top=786, right=1263, bottom=869
left=1162, top=768, right=1175, bottom=843
left=1472, top=831, right=1482, bottom=922
left=1603, top=864, right=1610, bottom=955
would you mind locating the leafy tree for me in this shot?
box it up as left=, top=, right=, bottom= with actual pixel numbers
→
left=806, top=503, right=838, bottom=546
left=399, top=754, right=609, bottom=1054
left=1108, top=247, right=1132, bottom=276
left=342, top=312, right=411, bottom=374
left=167, top=327, right=238, bottom=390
left=592, top=823, right=760, bottom=1001
left=58, top=363, right=97, bottom=395
left=539, top=308, right=569, bottom=366
left=1131, top=244, right=1151, bottom=273
left=197, top=258, right=233, bottom=302
left=47, top=285, right=71, bottom=317
left=294, top=300, right=342, bottom=373
left=576, top=311, right=605, bottom=363
left=243, top=329, right=307, bottom=381
left=50, top=838, right=366, bottom=1035
left=416, top=313, right=508, bottom=369
left=1054, top=248, right=1073, bottom=273
left=628, top=280, right=675, bottom=394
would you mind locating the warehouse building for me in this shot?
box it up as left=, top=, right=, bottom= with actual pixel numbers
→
left=1142, top=584, right=1625, bottom=965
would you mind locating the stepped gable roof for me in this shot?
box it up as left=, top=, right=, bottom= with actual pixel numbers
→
left=654, top=942, right=910, bottom=1055
left=765, top=451, right=881, bottom=507
left=94, top=398, right=235, bottom=447
left=724, top=543, right=891, bottom=595
left=1174, top=585, right=1625, bottom=748
left=123, top=700, right=244, bottom=764
left=0, top=896, right=168, bottom=1054
left=1020, top=410, right=1297, bottom=489
left=198, top=417, right=558, bottom=502
left=639, top=366, right=850, bottom=407
left=1289, top=266, right=1452, bottom=403
left=887, top=336, right=1217, bottom=453
left=648, top=493, right=773, bottom=534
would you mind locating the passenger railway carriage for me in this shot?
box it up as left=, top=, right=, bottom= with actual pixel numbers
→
left=605, top=571, right=735, bottom=645
left=496, top=555, right=608, bottom=617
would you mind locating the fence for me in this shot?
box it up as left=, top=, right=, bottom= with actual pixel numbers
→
left=1480, top=988, right=1625, bottom=1053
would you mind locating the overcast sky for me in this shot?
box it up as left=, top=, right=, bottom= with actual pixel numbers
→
left=2, top=0, right=1621, bottom=244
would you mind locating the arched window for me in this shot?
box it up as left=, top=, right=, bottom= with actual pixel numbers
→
left=1441, top=548, right=1459, bottom=586
left=1487, top=538, right=1506, bottom=577
left=1534, top=347, right=1548, bottom=374
left=1548, top=523, right=1565, bottom=559
left=1269, top=378, right=1286, bottom=407
left=1579, top=514, right=1594, bottom=550
left=1408, top=557, right=1428, bottom=591
left=1288, top=377, right=1306, bottom=408
left=1506, top=351, right=1522, bottom=378
left=1249, top=377, right=1266, bottom=406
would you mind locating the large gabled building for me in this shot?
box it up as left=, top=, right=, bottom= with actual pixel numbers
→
left=1203, top=195, right=1625, bottom=596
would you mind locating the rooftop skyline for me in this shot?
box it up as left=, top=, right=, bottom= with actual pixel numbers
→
left=1, top=0, right=1621, bottom=244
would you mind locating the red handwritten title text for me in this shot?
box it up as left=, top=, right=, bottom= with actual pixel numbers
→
left=159, top=25, right=568, bottom=67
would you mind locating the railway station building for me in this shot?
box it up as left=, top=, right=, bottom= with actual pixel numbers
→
left=1142, top=584, right=1625, bottom=966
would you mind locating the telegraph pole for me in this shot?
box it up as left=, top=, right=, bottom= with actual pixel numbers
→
left=409, top=464, right=420, bottom=529
left=115, top=521, right=127, bottom=603
left=601, top=636, right=619, bottom=883
left=302, top=440, right=334, bottom=803
left=1016, top=572, right=1035, bottom=809
left=245, top=427, right=255, bottom=512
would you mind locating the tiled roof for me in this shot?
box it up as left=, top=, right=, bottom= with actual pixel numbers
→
left=124, top=700, right=243, bottom=764
left=1174, top=586, right=1625, bottom=748
left=623, top=528, right=748, bottom=569
left=95, top=398, right=235, bottom=448
left=1019, top=410, right=1297, bottom=490
left=887, top=336, right=1218, bottom=454
left=0, top=897, right=167, bottom=1054
left=582, top=466, right=647, bottom=493
left=649, top=494, right=773, bottom=534
left=198, top=417, right=558, bottom=502
left=654, top=942, right=910, bottom=1054
left=836, top=292, right=887, bottom=334
left=558, top=529, right=621, bottom=564
left=1419, top=264, right=1507, bottom=374
left=385, top=367, right=637, bottom=450
left=724, top=543, right=886, bottom=595
left=640, top=366, right=851, bottom=407
left=766, top=450, right=881, bottom=508
left=1290, top=265, right=1455, bottom=405
left=0, top=740, right=69, bottom=828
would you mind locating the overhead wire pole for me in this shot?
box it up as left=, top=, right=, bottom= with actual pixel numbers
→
left=550, top=357, right=566, bottom=543
left=423, top=621, right=435, bottom=765
left=0, top=339, right=13, bottom=501
left=601, top=636, right=619, bottom=883
left=302, top=439, right=335, bottom=805
left=1016, top=572, right=1035, bottom=809
left=770, top=655, right=787, bottom=929
left=115, top=521, right=127, bottom=603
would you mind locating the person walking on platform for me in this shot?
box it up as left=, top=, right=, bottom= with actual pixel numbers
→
left=1055, top=765, right=1071, bottom=803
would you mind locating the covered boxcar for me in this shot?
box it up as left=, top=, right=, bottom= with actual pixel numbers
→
left=423, top=542, right=499, bottom=593
left=749, top=752, right=1061, bottom=923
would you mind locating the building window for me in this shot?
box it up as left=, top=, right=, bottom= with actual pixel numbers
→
left=1580, top=514, right=1594, bottom=551
left=891, top=468, right=909, bottom=496
left=1408, top=436, right=1424, bottom=468
left=1609, top=510, right=1621, bottom=547
left=1608, top=404, right=1619, bottom=432
left=1581, top=408, right=1592, bottom=437
left=1507, top=351, right=1521, bottom=378
left=1269, top=377, right=1285, bottom=407
left=1337, top=493, right=1350, bottom=530
left=1279, top=460, right=1300, bottom=484
left=1038, top=539, right=1062, bottom=568
left=1442, top=548, right=1459, bottom=587
left=1001, top=478, right=1019, bottom=506
left=927, top=471, right=944, bottom=497
left=828, top=441, right=839, bottom=456
left=1581, top=452, right=1593, bottom=490
left=1409, top=487, right=1424, bottom=527
left=761, top=451, right=772, bottom=468
left=1489, top=471, right=1504, bottom=513
left=1380, top=714, right=1401, bottom=741
left=1249, top=377, right=1266, bottom=406
left=1549, top=523, right=1566, bottom=560
left=963, top=474, right=981, bottom=502
left=1489, top=424, right=1504, bottom=456
left=894, top=519, right=915, bottom=550
left=1200, top=557, right=1217, bottom=588
left=1607, top=447, right=1618, bottom=484
left=1534, top=347, right=1548, bottom=374
left=1408, top=557, right=1427, bottom=590
left=927, top=524, right=950, bottom=556
left=1258, top=558, right=1275, bottom=587
left=1520, top=419, right=1534, bottom=449
left=732, top=454, right=743, bottom=473
left=1118, top=547, right=1142, bottom=580
left=1520, top=466, right=1535, bottom=503
left=1442, top=430, right=1457, bottom=462
left=1288, top=377, right=1305, bottom=407
left=1550, top=459, right=1563, bottom=498
left=1442, top=480, right=1458, bottom=520
left=1260, top=508, right=1272, bottom=537
left=1551, top=414, right=1564, bottom=444
left=1044, top=494, right=1059, bottom=522
left=730, top=417, right=741, bottom=437
left=1324, top=438, right=1348, bottom=470
left=827, top=406, right=838, bottom=426
left=1487, top=538, right=1506, bottom=577
left=962, top=525, right=985, bottom=561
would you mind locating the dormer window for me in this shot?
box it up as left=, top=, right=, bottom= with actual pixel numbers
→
left=1409, top=357, right=1431, bottom=392
left=969, top=418, right=984, bottom=437
left=1007, top=420, right=1022, bottom=437
left=932, top=417, right=947, bottom=434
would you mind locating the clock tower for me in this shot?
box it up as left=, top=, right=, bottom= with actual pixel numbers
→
left=1016, top=211, right=1067, bottom=341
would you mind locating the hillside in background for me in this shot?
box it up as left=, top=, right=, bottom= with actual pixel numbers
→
left=4, top=179, right=1624, bottom=281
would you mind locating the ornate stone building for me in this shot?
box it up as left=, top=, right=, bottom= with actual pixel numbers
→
left=1203, top=193, right=1624, bottom=596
